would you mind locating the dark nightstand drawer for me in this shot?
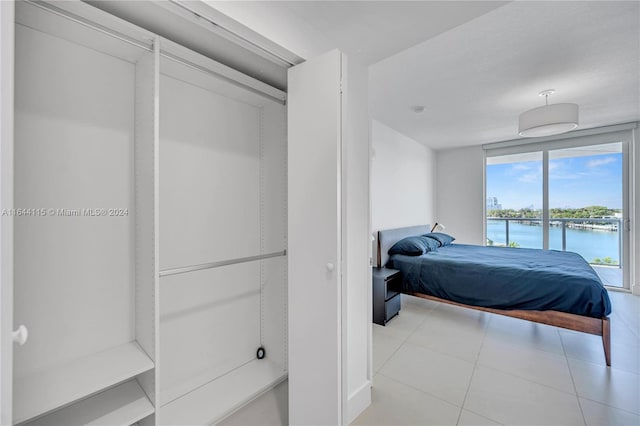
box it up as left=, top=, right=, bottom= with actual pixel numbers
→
left=373, top=267, right=402, bottom=326
left=385, top=274, right=400, bottom=300
left=385, top=293, right=401, bottom=322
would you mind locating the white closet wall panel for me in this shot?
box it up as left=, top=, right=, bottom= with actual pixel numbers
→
left=259, top=105, right=287, bottom=367
left=6, top=2, right=287, bottom=424
left=158, top=45, right=287, bottom=424
left=259, top=257, right=287, bottom=370
left=159, top=263, right=261, bottom=405
left=260, top=105, right=287, bottom=253
left=159, top=72, right=261, bottom=270
left=14, top=23, right=135, bottom=377
left=12, top=2, right=156, bottom=423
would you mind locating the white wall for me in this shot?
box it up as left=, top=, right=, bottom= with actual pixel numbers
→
left=371, top=120, right=436, bottom=232
left=435, top=146, right=485, bottom=245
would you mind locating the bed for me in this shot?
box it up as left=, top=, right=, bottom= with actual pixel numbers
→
left=377, top=225, right=612, bottom=366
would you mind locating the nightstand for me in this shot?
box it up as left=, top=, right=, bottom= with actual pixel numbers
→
left=372, top=268, right=401, bottom=325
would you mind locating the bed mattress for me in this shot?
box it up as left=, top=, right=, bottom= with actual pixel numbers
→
left=387, top=244, right=611, bottom=318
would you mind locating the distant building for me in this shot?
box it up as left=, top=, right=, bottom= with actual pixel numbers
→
left=487, top=197, right=502, bottom=210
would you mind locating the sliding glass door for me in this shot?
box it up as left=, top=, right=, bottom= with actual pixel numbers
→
left=485, top=133, right=631, bottom=289
left=548, top=143, right=627, bottom=287
left=486, top=152, right=542, bottom=249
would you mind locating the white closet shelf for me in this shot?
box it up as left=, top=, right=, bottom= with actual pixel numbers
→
left=159, top=359, right=286, bottom=426
left=14, top=341, right=154, bottom=424
left=23, top=380, right=154, bottom=426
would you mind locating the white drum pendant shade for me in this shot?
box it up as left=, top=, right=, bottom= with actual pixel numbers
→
left=518, top=103, right=579, bottom=137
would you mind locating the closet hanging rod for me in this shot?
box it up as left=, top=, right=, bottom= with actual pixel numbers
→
left=26, top=1, right=154, bottom=52
left=159, top=250, right=287, bottom=277
left=160, top=50, right=287, bottom=105
left=27, top=1, right=285, bottom=105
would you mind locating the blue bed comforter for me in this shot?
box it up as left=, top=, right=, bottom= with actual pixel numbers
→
left=387, top=244, right=611, bottom=318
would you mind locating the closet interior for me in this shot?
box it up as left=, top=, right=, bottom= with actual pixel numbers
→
left=11, top=1, right=287, bottom=424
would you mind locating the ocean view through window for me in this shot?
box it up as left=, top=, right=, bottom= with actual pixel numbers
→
left=486, top=218, right=621, bottom=264
left=486, top=141, right=627, bottom=288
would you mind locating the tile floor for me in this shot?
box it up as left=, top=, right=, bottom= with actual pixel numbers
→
left=353, top=291, right=640, bottom=426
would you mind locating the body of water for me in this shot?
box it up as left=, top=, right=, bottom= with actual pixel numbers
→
left=487, top=220, right=621, bottom=264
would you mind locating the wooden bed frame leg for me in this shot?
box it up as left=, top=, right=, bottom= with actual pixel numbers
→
left=602, top=317, right=611, bottom=367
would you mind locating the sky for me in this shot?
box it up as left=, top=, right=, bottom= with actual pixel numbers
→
left=486, top=153, right=623, bottom=210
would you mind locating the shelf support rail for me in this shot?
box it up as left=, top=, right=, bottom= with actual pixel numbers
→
left=159, top=250, right=286, bottom=277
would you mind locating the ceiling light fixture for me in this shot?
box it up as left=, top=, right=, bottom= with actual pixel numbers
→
left=518, top=89, right=578, bottom=138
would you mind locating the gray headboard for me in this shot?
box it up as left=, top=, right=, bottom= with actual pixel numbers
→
left=377, top=225, right=430, bottom=268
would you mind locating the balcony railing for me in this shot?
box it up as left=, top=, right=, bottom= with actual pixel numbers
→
left=486, top=217, right=622, bottom=268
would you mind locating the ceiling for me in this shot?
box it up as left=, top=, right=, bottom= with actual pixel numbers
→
left=369, top=0, right=640, bottom=149
left=207, top=1, right=640, bottom=151
left=206, top=1, right=507, bottom=65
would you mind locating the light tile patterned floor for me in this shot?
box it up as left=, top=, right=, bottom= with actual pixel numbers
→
left=353, top=291, right=640, bottom=426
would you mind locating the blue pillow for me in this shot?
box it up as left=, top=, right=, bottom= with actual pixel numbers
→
left=389, top=235, right=439, bottom=256
left=423, top=232, right=455, bottom=247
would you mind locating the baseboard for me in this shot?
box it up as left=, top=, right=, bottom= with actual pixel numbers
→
left=347, top=380, right=371, bottom=424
